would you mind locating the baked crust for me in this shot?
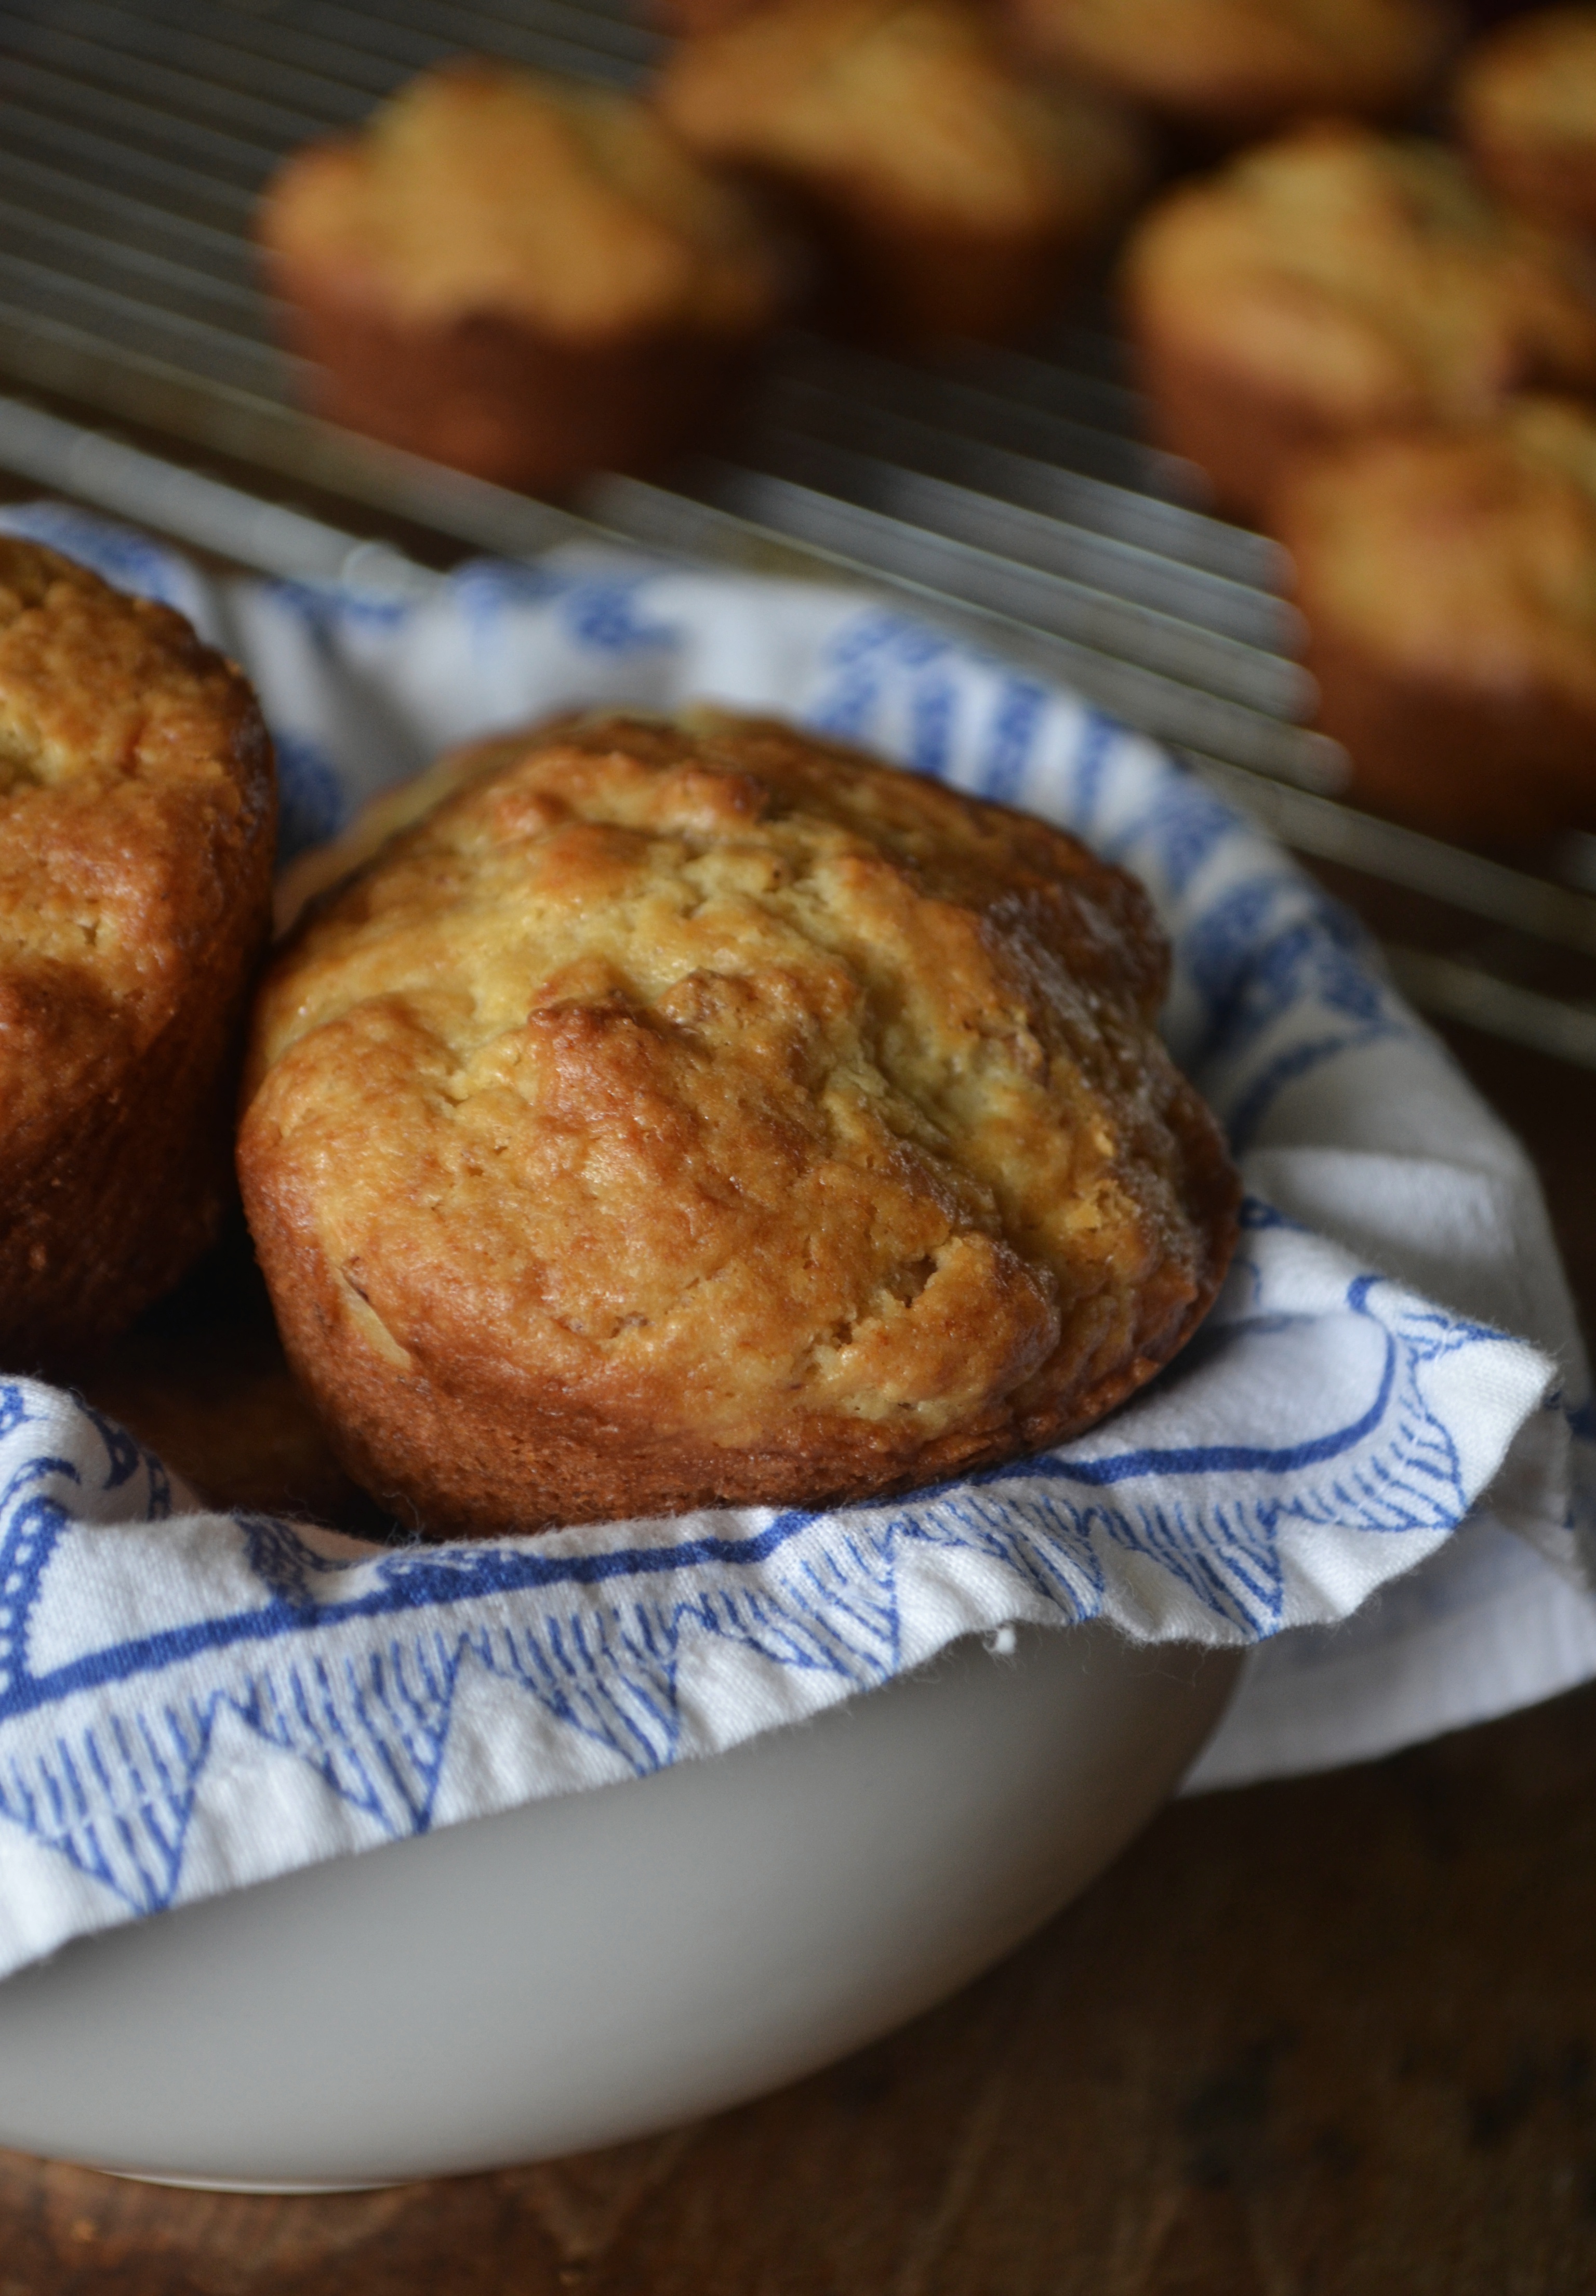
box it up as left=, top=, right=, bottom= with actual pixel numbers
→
left=257, top=60, right=788, bottom=491
left=1456, top=6, right=1596, bottom=235
left=655, top=0, right=1148, bottom=347
left=1275, top=400, right=1596, bottom=838
left=1003, top=0, right=1455, bottom=141
left=239, top=711, right=1239, bottom=1538
left=0, top=539, right=275, bottom=1367
left=1122, top=122, right=1596, bottom=519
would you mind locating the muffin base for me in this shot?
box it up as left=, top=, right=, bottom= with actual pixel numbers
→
left=794, top=192, right=1093, bottom=349
left=1130, top=305, right=1416, bottom=523
left=242, top=1102, right=1239, bottom=1537
left=1297, top=613, right=1596, bottom=842
left=268, top=255, right=763, bottom=492
left=1469, top=135, right=1596, bottom=239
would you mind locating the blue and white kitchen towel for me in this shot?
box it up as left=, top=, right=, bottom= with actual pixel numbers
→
left=2, top=500, right=1596, bottom=1983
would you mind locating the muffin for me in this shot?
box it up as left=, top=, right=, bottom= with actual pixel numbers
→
left=1122, top=122, right=1596, bottom=520
left=257, top=59, right=789, bottom=493
left=655, top=0, right=1149, bottom=347
left=1275, top=398, right=1596, bottom=839
left=238, top=711, right=1239, bottom=1538
left=0, top=539, right=274, bottom=1368
left=1456, top=7, right=1596, bottom=236
left=1004, top=0, right=1456, bottom=144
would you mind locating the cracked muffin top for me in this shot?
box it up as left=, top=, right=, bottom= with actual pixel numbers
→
left=240, top=711, right=1237, bottom=1535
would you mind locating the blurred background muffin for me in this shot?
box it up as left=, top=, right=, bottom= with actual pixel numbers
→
left=1457, top=5, right=1596, bottom=232
left=1121, top=121, right=1596, bottom=519
left=1001, top=0, right=1458, bottom=146
left=1274, top=397, right=1596, bottom=838
left=655, top=0, right=1149, bottom=347
left=258, top=58, right=790, bottom=492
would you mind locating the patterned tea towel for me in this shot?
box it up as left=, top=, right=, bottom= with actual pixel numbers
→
left=1, top=499, right=1594, bottom=1982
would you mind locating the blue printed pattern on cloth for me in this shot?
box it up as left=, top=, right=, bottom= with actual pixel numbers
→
left=0, top=509, right=1586, bottom=1968
left=0, top=1232, right=1554, bottom=1918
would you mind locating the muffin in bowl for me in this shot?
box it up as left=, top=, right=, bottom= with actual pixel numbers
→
left=1275, top=398, right=1596, bottom=839
left=257, top=59, right=789, bottom=492
left=655, top=0, right=1149, bottom=347
left=239, top=711, right=1239, bottom=1537
left=1456, top=6, right=1596, bottom=236
left=0, top=538, right=274, bottom=1368
left=1122, top=121, right=1596, bottom=519
left=1003, top=0, right=1456, bottom=144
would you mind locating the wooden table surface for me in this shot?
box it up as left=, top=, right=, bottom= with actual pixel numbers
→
left=4, top=1018, right=1595, bottom=2295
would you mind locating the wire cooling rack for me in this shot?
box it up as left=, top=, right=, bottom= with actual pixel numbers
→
left=3, top=0, right=1596, bottom=1064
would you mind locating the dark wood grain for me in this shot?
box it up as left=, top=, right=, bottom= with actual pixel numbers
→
left=3, top=1001, right=1594, bottom=2294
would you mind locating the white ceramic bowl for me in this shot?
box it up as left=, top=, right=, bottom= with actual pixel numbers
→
left=0, top=1621, right=1236, bottom=2189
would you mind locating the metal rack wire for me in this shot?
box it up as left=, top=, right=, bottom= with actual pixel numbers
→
left=3, top=0, right=1596, bottom=1064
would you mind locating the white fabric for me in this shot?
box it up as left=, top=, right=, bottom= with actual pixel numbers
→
left=0, top=503, right=1591, bottom=1980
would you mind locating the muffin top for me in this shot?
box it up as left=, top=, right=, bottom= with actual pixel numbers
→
left=257, top=59, right=785, bottom=342
left=656, top=0, right=1147, bottom=239
left=242, top=713, right=1236, bottom=1498
left=0, top=538, right=272, bottom=1160
left=1458, top=7, right=1596, bottom=151
left=1005, top=0, right=1453, bottom=134
left=1123, top=122, right=1596, bottom=429
left=1278, top=397, right=1596, bottom=710
left=1456, top=8, right=1596, bottom=219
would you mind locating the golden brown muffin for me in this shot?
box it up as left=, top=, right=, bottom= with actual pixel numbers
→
left=1122, top=122, right=1596, bottom=520
left=1004, top=0, right=1455, bottom=143
left=0, top=539, right=275, bottom=1369
left=257, top=59, right=788, bottom=492
left=1456, top=7, right=1596, bottom=236
left=238, top=712, right=1239, bottom=1538
left=655, top=0, right=1149, bottom=347
left=1276, top=398, right=1596, bottom=839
